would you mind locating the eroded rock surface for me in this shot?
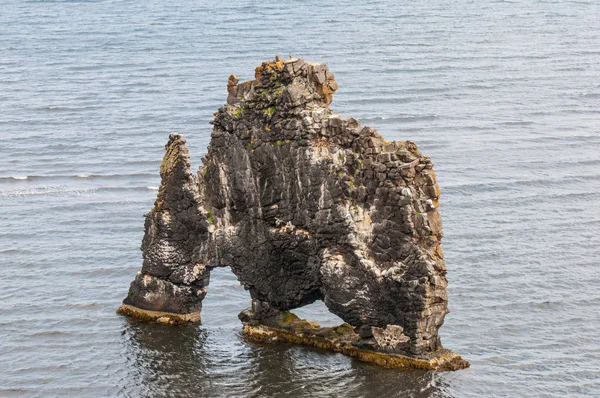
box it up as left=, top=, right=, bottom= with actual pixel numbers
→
left=118, top=134, right=210, bottom=323
left=119, top=57, right=464, bottom=366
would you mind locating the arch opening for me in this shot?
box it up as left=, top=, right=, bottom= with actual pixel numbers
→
left=290, top=300, right=345, bottom=327
left=199, top=266, right=251, bottom=328
left=201, top=267, right=345, bottom=329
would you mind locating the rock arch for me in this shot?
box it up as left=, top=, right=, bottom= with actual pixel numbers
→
left=117, top=57, right=468, bottom=370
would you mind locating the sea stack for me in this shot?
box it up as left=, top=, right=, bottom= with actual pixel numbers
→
left=118, top=57, right=469, bottom=371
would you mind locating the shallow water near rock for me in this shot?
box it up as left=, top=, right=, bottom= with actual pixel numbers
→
left=1, top=0, right=599, bottom=397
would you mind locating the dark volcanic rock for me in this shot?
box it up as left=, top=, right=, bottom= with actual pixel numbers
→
left=119, top=133, right=210, bottom=321
left=119, top=57, right=457, bottom=360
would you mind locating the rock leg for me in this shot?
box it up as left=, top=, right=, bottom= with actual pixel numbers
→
left=118, top=133, right=211, bottom=324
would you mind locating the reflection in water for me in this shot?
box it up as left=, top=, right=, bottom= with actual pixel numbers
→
left=120, top=320, right=211, bottom=397
left=243, top=341, right=453, bottom=398
left=120, top=267, right=454, bottom=397
left=120, top=317, right=454, bottom=397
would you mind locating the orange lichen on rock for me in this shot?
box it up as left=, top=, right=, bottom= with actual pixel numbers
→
left=255, top=59, right=285, bottom=80
left=319, top=77, right=338, bottom=105
left=227, top=74, right=239, bottom=87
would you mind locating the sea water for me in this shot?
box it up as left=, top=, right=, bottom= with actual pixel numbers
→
left=1, top=0, right=599, bottom=396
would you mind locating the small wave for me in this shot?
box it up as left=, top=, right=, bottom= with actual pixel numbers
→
left=146, top=186, right=159, bottom=190
left=30, top=330, right=72, bottom=337
left=35, top=106, right=74, bottom=111
left=0, top=175, right=56, bottom=182
left=0, top=184, right=161, bottom=198
left=0, top=173, right=156, bottom=182
left=0, top=186, right=97, bottom=198
left=446, top=173, right=600, bottom=194
left=497, top=121, right=534, bottom=126
left=521, top=134, right=600, bottom=145
left=464, top=84, right=496, bottom=90
left=81, top=173, right=156, bottom=179
left=359, top=114, right=439, bottom=123
left=346, top=97, right=417, bottom=105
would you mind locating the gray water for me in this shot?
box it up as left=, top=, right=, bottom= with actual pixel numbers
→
left=1, top=0, right=599, bottom=397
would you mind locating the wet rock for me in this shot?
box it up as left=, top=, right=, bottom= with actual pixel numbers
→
left=118, top=57, right=465, bottom=367
left=241, top=313, right=469, bottom=371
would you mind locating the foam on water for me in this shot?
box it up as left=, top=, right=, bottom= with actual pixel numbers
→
left=1, top=0, right=599, bottom=397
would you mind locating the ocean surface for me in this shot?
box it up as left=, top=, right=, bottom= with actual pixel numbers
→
left=1, top=0, right=599, bottom=396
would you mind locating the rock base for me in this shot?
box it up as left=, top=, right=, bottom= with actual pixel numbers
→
left=241, top=314, right=469, bottom=371
left=116, top=304, right=200, bottom=325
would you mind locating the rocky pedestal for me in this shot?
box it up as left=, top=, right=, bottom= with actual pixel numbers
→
left=118, top=57, right=468, bottom=370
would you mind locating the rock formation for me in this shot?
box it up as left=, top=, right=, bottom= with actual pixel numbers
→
left=118, top=57, right=468, bottom=370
